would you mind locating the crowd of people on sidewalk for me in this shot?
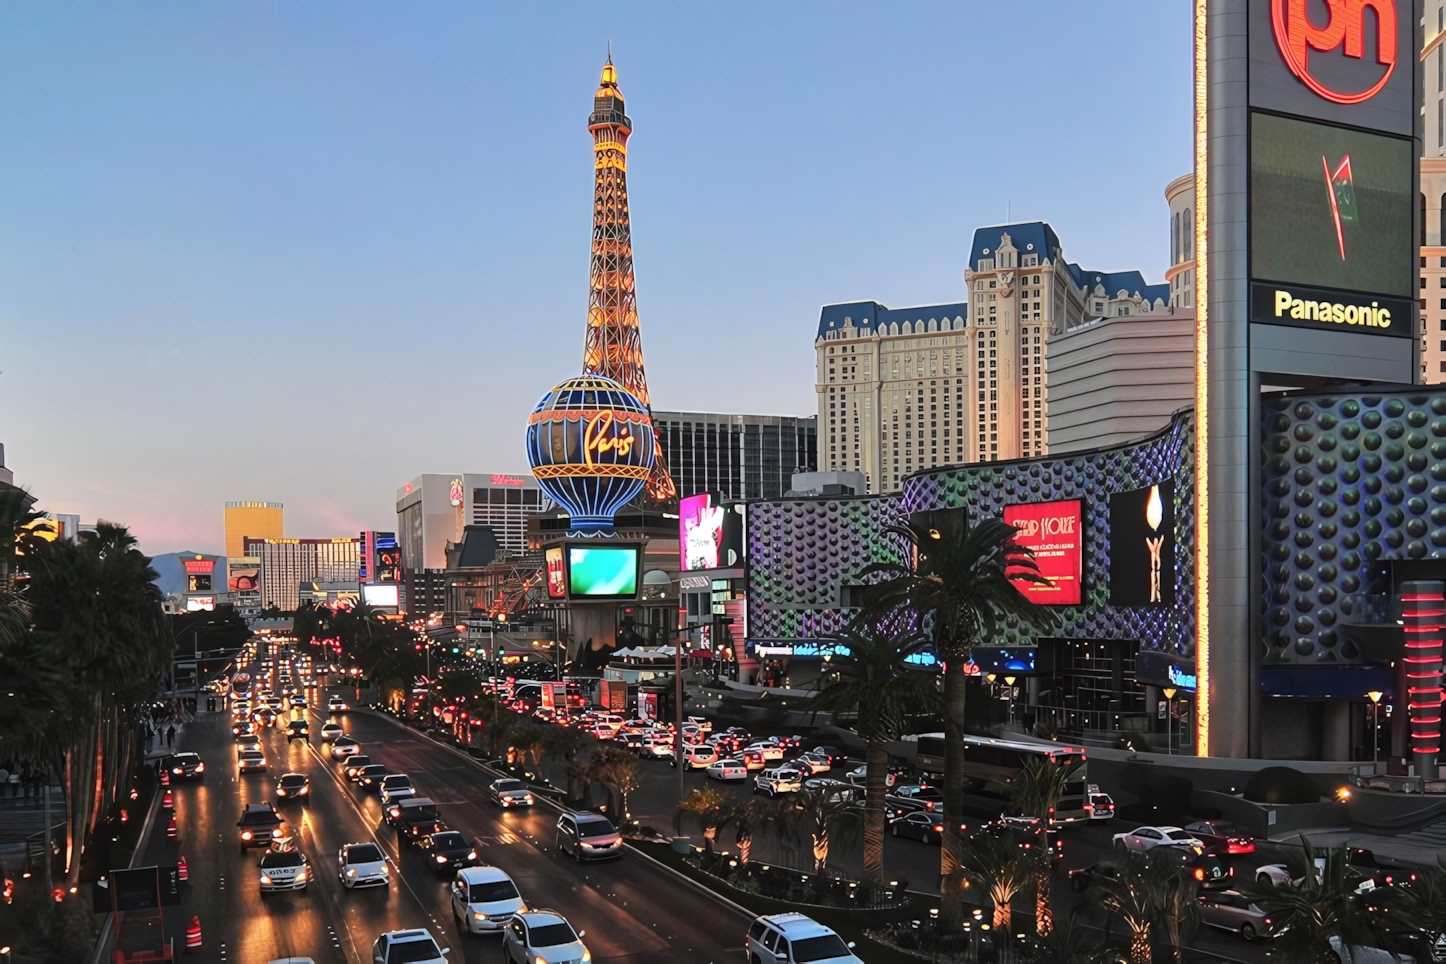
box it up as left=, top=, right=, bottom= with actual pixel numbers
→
left=0, top=763, right=48, bottom=800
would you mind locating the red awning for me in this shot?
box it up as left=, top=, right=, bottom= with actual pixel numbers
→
left=688, top=649, right=714, bottom=659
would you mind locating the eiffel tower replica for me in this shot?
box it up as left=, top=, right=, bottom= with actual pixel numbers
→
left=581, top=56, right=676, bottom=504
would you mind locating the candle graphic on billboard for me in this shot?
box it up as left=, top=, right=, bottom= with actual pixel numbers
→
left=1145, top=485, right=1165, bottom=604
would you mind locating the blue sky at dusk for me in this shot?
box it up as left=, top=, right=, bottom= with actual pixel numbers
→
left=0, top=3, right=1192, bottom=555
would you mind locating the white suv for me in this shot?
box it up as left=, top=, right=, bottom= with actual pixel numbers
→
left=371, top=929, right=449, bottom=964
left=754, top=767, right=803, bottom=797
left=746, top=913, right=861, bottom=964
left=450, top=865, right=525, bottom=934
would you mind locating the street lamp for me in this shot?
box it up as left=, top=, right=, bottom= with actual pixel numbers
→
left=1004, top=676, right=1016, bottom=727
left=1163, top=687, right=1177, bottom=755
left=1367, top=691, right=1384, bottom=770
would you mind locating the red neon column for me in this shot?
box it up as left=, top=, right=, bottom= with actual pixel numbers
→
left=1398, top=581, right=1444, bottom=780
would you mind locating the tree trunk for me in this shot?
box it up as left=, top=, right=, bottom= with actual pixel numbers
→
left=992, top=889, right=1011, bottom=930
left=939, top=641, right=968, bottom=931
left=812, top=831, right=828, bottom=873
left=738, top=833, right=752, bottom=865
left=1129, top=925, right=1152, bottom=964
left=862, top=738, right=887, bottom=885
left=703, top=825, right=717, bottom=852
left=1035, top=851, right=1053, bottom=935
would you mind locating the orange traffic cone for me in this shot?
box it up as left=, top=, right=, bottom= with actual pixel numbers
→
left=166, top=816, right=177, bottom=839
left=162, top=790, right=173, bottom=809
left=160, top=768, right=170, bottom=787
left=185, top=916, right=202, bottom=952
left=177, top=855, right=187, bottom=881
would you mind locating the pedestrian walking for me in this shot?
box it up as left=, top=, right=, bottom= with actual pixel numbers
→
left=166, top=725, right=176, bottom=748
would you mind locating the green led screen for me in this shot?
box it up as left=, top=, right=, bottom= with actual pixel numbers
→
left=1250, top=112, right=1413, bottom=299
left=566, top=546, right=639, bottom=598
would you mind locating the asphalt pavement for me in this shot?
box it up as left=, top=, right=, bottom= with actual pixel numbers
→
left=115, top=698, right=749, bottom=963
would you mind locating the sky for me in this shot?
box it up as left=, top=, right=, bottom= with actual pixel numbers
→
left=0, top=2, right=1193, bottom=557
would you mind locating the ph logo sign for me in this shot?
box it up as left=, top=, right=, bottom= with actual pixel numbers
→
left=1272, top=0, right=1397, bottom=105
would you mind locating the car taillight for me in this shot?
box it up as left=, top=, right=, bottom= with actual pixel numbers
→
left=1193, top=868, right=1205, bottom=880
left=1083, top=803, right=1093, bottom=812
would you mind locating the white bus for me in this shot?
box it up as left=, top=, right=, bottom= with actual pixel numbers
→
left=908, top=733, right=1091, bottom=824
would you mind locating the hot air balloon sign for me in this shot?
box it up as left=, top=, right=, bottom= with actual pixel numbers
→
left=526, top=375, right=657, bottom=532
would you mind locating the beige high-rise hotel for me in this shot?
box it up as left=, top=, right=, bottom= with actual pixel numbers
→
left=817, top=222, right=1170, bottom=493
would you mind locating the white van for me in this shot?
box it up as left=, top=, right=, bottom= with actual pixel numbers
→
left=755, top=767, right=803, bottom=797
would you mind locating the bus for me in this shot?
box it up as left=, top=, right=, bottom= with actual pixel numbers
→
left=907, top=733, right=1091, bottom=825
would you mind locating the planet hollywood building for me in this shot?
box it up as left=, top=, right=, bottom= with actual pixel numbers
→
left=746, top=1, right=1446, bottom=770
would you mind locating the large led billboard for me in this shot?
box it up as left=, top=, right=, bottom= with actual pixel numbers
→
left=566, top=545, right=640, bottom=600
left=679, top=493, right=744, bottom=571
left=1002, top=500, right=1083, bottom=606
left=362, top=584, right=399, bottom=608
left=1109, top=481, right=1175, bottom=608
left=1250, top=112, right=1414, bottom=323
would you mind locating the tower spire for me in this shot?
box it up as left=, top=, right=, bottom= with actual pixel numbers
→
left=582, top=58, right=675, bottom=501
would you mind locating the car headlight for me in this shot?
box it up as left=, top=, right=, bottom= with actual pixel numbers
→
left=260, top=874, right=272, bottom=884
left=473, top=911, right=486, bottom=922
left=345, top=868, right=357, bottom=877
left=435, top=855, right=448, bottom=863
left=277, top=788, right=286, bottom=796
left=194, top=763, right=204, bottom=773
left=172, top=768, right=182, bottom=774
left=295, top=869, right=307, bottom=883
left=467, top=851, right=477, bottom=860
left=241, top=831, right=253, bottom=841
left=298, top=786, right=308, bottom=795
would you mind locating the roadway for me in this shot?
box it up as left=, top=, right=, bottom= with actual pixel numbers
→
left=117, top=699, right=748, bottom=963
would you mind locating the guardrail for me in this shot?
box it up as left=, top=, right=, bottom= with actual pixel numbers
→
left=1347, top=765, right=1446, bottom=794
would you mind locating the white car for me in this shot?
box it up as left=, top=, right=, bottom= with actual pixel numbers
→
left=792, top=752, right=832, bottom=775
left=338, top=841, right=390, bottom=889
left=501, top=910, right=589, bottom=964
left=450, top=865, right=526, bottom=934
left=1113, top=825, right=1204, bottom=852
left=747, top=912, right=862, bottom=964
left=320, top=722, right=345, bottom=742
left=755, top=767, right=803, bottom=797
left=669, top=743, right=718, bottom=769
left=745, top=742, right=785, bottom=762
left=372, top=929, right=449, bottom=964
left=328, top=696, right=349, bottom=712
left=378, top=774, right=417, bottom=806
left=329, top=736, right=361, bottom=760
left=488, top=778, right=535, bottom=808
left=259, top=841, right=310, bottom=893
left=707, top=759, right=748, bottom=782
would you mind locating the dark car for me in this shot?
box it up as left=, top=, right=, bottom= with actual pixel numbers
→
left=808, top=745, right=849, bottom=768
left=1184, top=820, right=1256, bottom=855
left=166, top=752, right=206, bottom=781
left=618, top=730, right=648, bottom=751
left=1347, top=848, right=1418, bottom=887
left=237, top=803, right=285, bottom=852
left=886, top=785, right=944, bottom=813
left=1069, top=861, right=1122, bottom=893
left=419, top=831, right=479, bottom=876
left=889, top=810, right=970, bottom=844
left=285, top=720, right=309, bottom=743
left=356, top=764, right=392, bottom=791
left=1160, top=845, right=1233, bottom=890
left=343, top=755, right=373, bottom=780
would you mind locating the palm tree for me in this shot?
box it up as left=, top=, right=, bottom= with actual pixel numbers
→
left=960, top=826, right=1036, bottom=931
left=1243, top=838, right=1388, bottom=964
left=1383, top=859, right=1446, bottom=961
left=678, top=787, right=734, bottom=852
left=809, top=622, right=938, bottom=885
left=1010, top=755, right=1083, bottom=935
left=1094, top=849, right=1182, bottom=964
left=1027, top=909, right=1112, bottom=964
left=731, top=797, right=776, bottom=866
left=861, top=512, right=1056, bottom=930
left=785, top=785, right=860, bottom=874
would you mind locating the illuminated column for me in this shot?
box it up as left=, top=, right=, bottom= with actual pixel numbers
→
left=1399, top=581, right=1444, bottom=779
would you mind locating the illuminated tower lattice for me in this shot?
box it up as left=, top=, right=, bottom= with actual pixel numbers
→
left=582, top=57, right=676, bottom=502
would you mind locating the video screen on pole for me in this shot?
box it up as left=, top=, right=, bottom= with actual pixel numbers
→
left=679, top=492, right=744, bottom=572
left=1002, top=500, right=1083, bottom=606
left=1250, top=111, right=1413, bottom=299
left=566, top=545, right=639, bottom=599
left=545, top=546, right=567, bottom=599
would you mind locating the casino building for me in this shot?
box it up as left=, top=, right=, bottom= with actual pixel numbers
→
left=743, top=1, right=1444, bottom=772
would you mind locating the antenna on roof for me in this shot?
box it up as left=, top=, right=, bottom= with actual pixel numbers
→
left=1007, top=199, right=1011, bottom=223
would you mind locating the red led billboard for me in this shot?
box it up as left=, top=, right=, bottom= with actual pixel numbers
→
left=1002, top=499, right=1083, bottom=606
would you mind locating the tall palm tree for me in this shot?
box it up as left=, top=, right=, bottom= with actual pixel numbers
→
left=861, top=512, right=1056, bottom=930
left=1382, top=860, right=1446, bottom=961
left=1243, top=837, right=1389, bottom=964
left=1027, top=909, right=1112, bottom=964
left=960, top=826, right=1036, bottom=931
left=786, top=786, right=850, bottom=872
left=1094, top=849, right=1182, bottom=964
left=731, top=797, right=776, bottom=866
left=1010, top=755, right=1083, bottom=935
left=809, top=622, right=938, bottom=885
left=677, top=787, right=734, bottom=852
